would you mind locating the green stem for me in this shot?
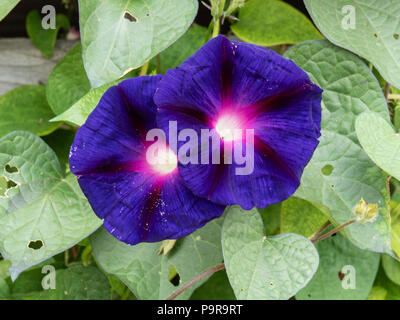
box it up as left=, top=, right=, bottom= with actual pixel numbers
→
left=139, top=60, right=150, bottom=76
left=212, top=18, right=220, bottom=38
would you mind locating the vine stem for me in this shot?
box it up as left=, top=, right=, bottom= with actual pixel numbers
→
left=384, top=83, right=391, bottom=101
left=166, top=263, right=225, bottom=300
left=212, top=18, right=220, bottom=38
left=139, top=60, right=150, bottom=76
left=311, top=219, right=357, bottom=243
left=308, top=221, right=331, bottom=241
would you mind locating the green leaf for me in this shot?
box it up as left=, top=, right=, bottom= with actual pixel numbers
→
left=0, top=131, right=101, bottom=280
left=296, top=234, right=380, bottom=300
left=42, top=129, right=76, bottom=173
left=79, top=0, right=199, bottom=87
left=25, top=265, right=110, bottom=300
left=0, top=260, right=11, bottom=279
left=392, top=201, right=400, bottom=257
left=91, top=217, right=224, bottom=300
left=374, top=265, right=400, bottom=300
left=148, top=24, right=207, bottom=74
left=107, top=274, right=128, bottom=298
left=51, top=80, right=119, bottom=127
left=10, top=262, right=54, bottom=298
left=0, top=0, right=20, bottom=21
left=394, top=103, right=400, bottom=131
left=26, top=10, right=70, bottom=58
left=280, top=197, right=329, bottom=238
left=258, top=203, right=281, bottom=236
left=0, top=86, right=60, bottom=138
left=190, top=269, right=235, bottom=300
left=46, top=44, right=91, bottom=115
left=367, top=286, right=387, bottom=300
left=382, top=254, right=400, bottom=286
left=356, top=112, right=400, bottom=181
left=284, top=40, right=392, bottom=254
left=231, top=0, right=322, bottom=46
left=0, top=278, right=9, bottom=299
left=222, top=206, right=319, bottom=300
left=304, top=0, right=400, bottom=89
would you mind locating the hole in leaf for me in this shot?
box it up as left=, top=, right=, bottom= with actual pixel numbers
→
left=124, top=11, right=137, bottom=22
left=321, top=164, right=334, bottom=176
left=394, top=33, right=399, bottom=40
left=28, top=239, right=44, bottom=250
left=168, top=265, right=180, bottom=287
left=0, top=176, right=18, bottom=197
left=7, top=179, right=17, bottom=189
left=5, top=164, right=18, bottom=173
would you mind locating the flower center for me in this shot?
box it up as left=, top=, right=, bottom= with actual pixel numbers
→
left=150, top=146, right=178, bottom=175
left=215, top=114, right=243, bottom=141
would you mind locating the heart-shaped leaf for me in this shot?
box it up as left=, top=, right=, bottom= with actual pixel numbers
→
left=25, top=265, right=110, bottom=300
left=91, top=217, right=224, bottom=300
left=356, top=112, right=400, bottom=181
left=304, top=0, right=400, bottom=89
left=285, top=40, right=392, bottom=254
left=46, top=44, right=91, bottom=115
left=79, top=0, right=198, bottom=87
left=222, top=206, right=319, bottom=300
left=0, top=131, right=101, bottom=280
left=0, top=85, right=60, bottom=138
left=26, top=10, right=70, bottom=58
left=296, top=234, right=380, bottom=300
left=231, top=0, right=322, bottom=46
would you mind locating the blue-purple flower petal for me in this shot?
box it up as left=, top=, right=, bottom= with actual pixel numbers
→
left=70, top=76, right=225, bottom=245
left=155, top=36, right=322, bottom=209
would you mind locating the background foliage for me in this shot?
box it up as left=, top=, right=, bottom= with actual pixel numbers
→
left=0, top=0, right=399, bottom=300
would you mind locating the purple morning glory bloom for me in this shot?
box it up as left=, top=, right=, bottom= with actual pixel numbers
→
left=69, top=76, right=225, bottom=245
left=155, top=36, right=322, bottom=210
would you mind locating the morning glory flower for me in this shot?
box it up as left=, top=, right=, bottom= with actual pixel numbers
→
left=155, top=35, right=322, bottom=210
left=69, top=76, right=225, bottom=245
